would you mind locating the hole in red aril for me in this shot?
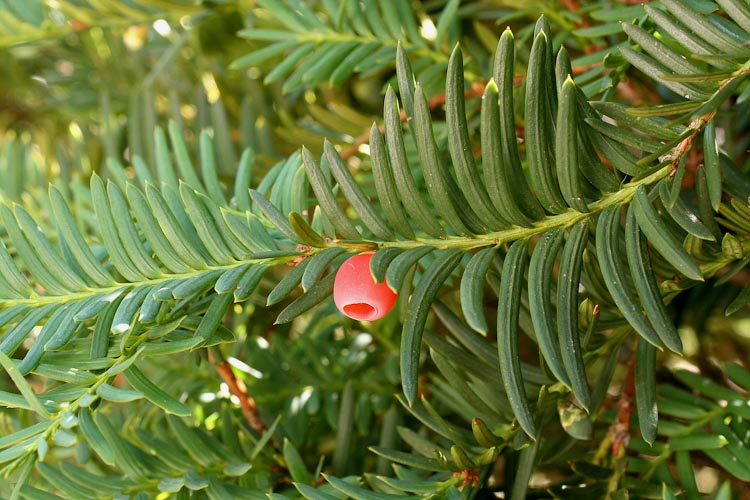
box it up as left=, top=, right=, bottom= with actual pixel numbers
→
left=343, top=303, right=376, bottom=320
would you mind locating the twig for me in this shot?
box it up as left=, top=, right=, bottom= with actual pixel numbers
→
left=610, top=347, right=636, bottom=457
left=592, top=344, right=636, bottom=465
left=719, top=268, right=750, bottom=288
left=560, top=0, right=589, bottom=28
left=208, top=349, right=266, bottom=434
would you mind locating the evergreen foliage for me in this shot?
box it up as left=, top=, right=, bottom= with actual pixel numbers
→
left=0, top=1, right=749, bottom=498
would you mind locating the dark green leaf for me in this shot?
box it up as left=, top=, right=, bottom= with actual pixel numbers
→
left=635, top=339, right=658, bottom=444
left=460, top=247, right=496, bottom=334
left=662, top=0, right=744, bottom=52
left=37, top=463, right=98, bottom=500
left=509, top=428, right=540, bottom=500
left=369, top=247, right=402, bottom=284
left=172, top=270, right=222, bottom=300
left=556, top=78, right=588, bottom=212
left=330, top=42, right=380, bottom=85
left=275, top=272, right=335, bottom=324
left=430, top=350, right=498, bottom=424
left=324, top=474, right=413, bottom=500
left=301, top=41, right=359, bottom=86
left=383, top=87, right=444, bottom=237
left=19, top=485, right=66, bottom=500
left=584, top=117, right=665, bottom=153
left=674, top=370, right=741, bottom=401
left=127, top=184, right=191, bottom=274
left=704, top=448, right=750, bottom=481
left=145, top=184, right=206, bottom=269
left=19, top=301, right=84, bottom=374
left=49, top=186, right=113, bottom=286
left=215, top=264, right=252, bottom=295
left=528, top=228, right=570, bottom=386
left=301, top=247, right=345, bottom=291
left=263, top=42, right=316, bottom=84
left=96, top=383, right=143, bottom=403
left=250, top=189, right=304, bottom=244
left=726, top=286, right=750, bottom=316
left=0, top=239, right=30, bottom=297
left=446, top=46, right=507, bottom=229
left=106, top=181, right=162, bottom=277
left=234, top=264, right=268, bottom=302
left=401, top=250, right=462, bottom=405
left=526, top=32, right=566, bottom=213
left=1, top=204, right=81, bottom=294
left=658, top=182, right=716, bottom=241
left=625, top=205, right=683, bottom=353
left=0, top=303, right=57, bottom=357
left=167, top=416, right=220, bottom=468
left=592, top=102, right=682, bottom=141
left=674, top=451, right=701, bottom=500
left=557, top=221, right=591, bottom=410
left=385, top=246, right=433, bottom=293
left=703, top=120, right=722, bottom=211
left=111, top=286, right=151, bottom=334
left=332, top=380, right=355, bottom=475
left=695, top=167, right=722, bottom=238
left=267, top=257, right=310, bottom=306
left=324, top=140, right=393, bottom=240
left=413, top=85, right=481, bottom=235
left=480, top=81, right=533, bottom=227
left=710, top=416, right=750, bottom=465
left=498, top=239, right=536, bottom=437
left=302, top=147, right=361, bottom=240
left=180, top=183, right=234, bottom=264
left=78, top=408, right=114, bottom=465
left=295, top=483, right=340, bottom=500
left=289, top=212, right=327, bottom=248
left=152, top=125, right=178, bottom=191
left=369, top=124, right=415, bottom=238
left=632, top=185, right=703, bottom=281
left=283, top=438, right=312, bottom=485
left=395, top=44, right=416, bottom=119
left=596, top=205, right=664, bottom=348
left=0, top=350, right=51, bottom=418
left=279, top=38, right=335, bottom=90
left=619, top=47, right=709, bottom=100
left=669, top=433, right=727, bottom=451
left=194, top=292, right=233, bottom=340
left=716, top=0, right=750, bottom=32
left=92, top=295, right=122, bottom=358
left=125, top=366, right=191, bottom=415
left=493, top=30, right=544, bottom=220
left=224, top=210, right=279, bottom=253
left=622, top=22, right=703, bottom=75
left=165, top=120, right=204, bottom=193
left=199, top=131, right=226, bottom=205
left=643, top=5, right=736, bottom=70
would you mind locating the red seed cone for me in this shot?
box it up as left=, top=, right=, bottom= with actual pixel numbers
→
left=333, top=252, right=398, bottom=321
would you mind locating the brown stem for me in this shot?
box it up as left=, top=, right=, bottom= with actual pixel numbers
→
left=718, top=268, right=750, bottom=288
left=610, top=346, right=636, bottom=457
left=208, top=350, right=266, bottom=434
left=560, top=0, right=589, bottom=28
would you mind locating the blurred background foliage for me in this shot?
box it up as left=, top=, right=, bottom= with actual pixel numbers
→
left=0, top=0, right=645, bottom=195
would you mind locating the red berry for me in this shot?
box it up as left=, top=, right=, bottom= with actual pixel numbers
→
left=333, top=252, right=398, bottom=321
